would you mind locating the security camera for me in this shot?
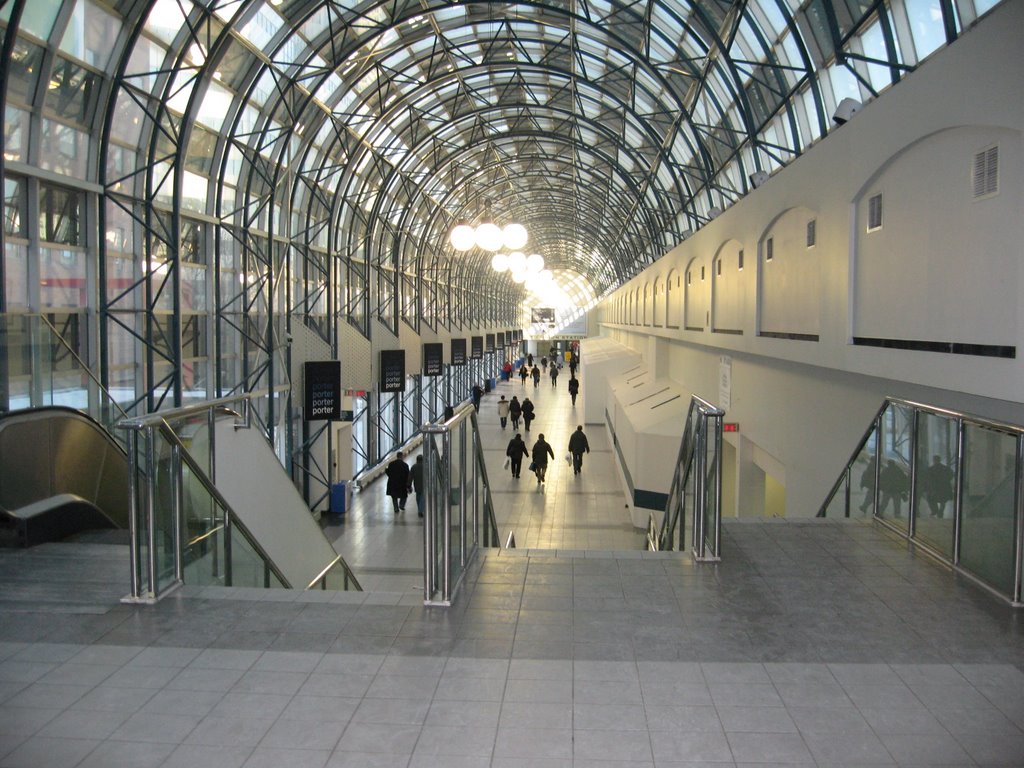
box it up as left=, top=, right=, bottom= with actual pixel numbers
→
left=749, top=170, right=769, bottom=188
left=832, top=98, right=862, bottom=125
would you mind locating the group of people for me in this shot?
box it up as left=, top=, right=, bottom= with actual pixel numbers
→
left=385, top=350, right=587, bottom=511
left=505, top=425, right=589, bottom=485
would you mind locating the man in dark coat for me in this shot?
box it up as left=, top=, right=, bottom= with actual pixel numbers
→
left=531, top=433, right=555, bottom=485
left=567, top=376, right=579, bottom=406
left=409, top=455, right=425, bottom=517
left=509, top=396, right=522, bottom=429
left=506, top=433, right=529, bottom=479
left=521, top=398, right=535, bottom=431
left=568, top=425, right=590, bottom=475
left=385, top=451, right=411, bottom=514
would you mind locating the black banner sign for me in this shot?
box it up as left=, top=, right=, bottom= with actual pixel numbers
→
left=496, top=332, right=505, bottom=350
left=380, top=350, right=406, bottom=393
left=485, top=333, right=495, bottom=353
left=471, top=336, right=483, bottom=359
left=304, top=361, right=342, bottom=421
left=451, top=338, right=467, bottom=366
left=423, top=343, right=443, bottom=377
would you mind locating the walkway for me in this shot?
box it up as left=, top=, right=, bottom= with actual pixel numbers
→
left=325, top=371, right=645, bottom=592
left=1, top=370, right=1023, bottom=766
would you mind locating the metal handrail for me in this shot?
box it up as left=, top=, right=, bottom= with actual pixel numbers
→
left=306, top=553, right=363, bottom=591
left=151, top=419, right=292, bottom=589
left=117, top=390, right=272, bottom=429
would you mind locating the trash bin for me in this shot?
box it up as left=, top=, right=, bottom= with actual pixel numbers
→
left=484, top=379, right=491, bottom=393
left=489, top=377, right=497, bottom=390
left=330, top=482, right=347, bottom=515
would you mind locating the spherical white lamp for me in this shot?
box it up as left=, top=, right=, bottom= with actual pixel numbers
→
left=449, top=223, right=476, bottom=251
left=502, top=223, right=528, bottom=251
left=507, top=251, right=526, bottom=273
left=511, top=270, right=528, bottom=283
left=474, top=222, right=503, bottom=252
left=526, top=253, right=544, bottom=273
left=490, top=253, right=509, bottom=272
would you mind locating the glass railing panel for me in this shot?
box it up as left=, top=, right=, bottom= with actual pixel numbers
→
left=684, top=432, right=697, bottom=552
left=875, top=403, right=913, bottom=528
left=449, top=420, right=465, bottom=589
left=227, top=514, right=286, bottom=588
left=151, top=432, right=178, bottom=596
left=851, top=427, right=879, bottom=518
left=959, top=424, right=1018, bottom=595
left=703, top=419, right=721, bottom=556
left=319, top=560, right=361, bottom=591
left=912, top=411, right=958, bottom=559
left=821, top=472, right=850, bottom=518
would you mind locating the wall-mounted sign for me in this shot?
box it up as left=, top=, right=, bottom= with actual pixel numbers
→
left=451, top=338, right=467, bottom=366
left=380, top=350, right=406, bottom=393
left=496, top=332, right=505, bottom=350
left=485, top=333, right=495, bottom=353
left=531, top=307, right=555, bottom=323
left=723, top=423, right=740, bottom=433
left=304, top=361, right=342, bottom=421
left=471, top=335, right=483, bottom=359
left=423, top=343, right=443, bottom=377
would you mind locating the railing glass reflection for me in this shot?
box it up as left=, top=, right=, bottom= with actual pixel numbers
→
left=422, top=405, right=501, bottom=605
left=656, top=395, right=724, bottom=561
left=819, top=398, right=1024, bottom=606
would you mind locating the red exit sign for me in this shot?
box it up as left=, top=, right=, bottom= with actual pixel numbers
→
left=723, top=423, right=739, bottom=432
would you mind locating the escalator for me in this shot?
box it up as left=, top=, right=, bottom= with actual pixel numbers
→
left=0, top=407, right=129, bottom=547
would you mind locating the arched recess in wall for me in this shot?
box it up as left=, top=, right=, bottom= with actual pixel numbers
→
left=684, top=256, right=708, bottom=331
left=757, top=206, right=821, bottom=341
left=712, top=239, right=745, bottom=335
left=666, top=269, right=681, bottom=328
left=652, top=277, right=663, bottom=327
left=642, top=283, right=651, bottom=326
left=631, top=287, right=639, bottom=325
left=851, top=125, right=1021, bottom=357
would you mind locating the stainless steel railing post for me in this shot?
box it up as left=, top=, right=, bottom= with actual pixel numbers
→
left=442, top=428, right=452, bottom=603
left=171, top=440, right=184, bottom=584
left=126, top=429, right=141, bottom=599
left=953, top=418, right=965, bottom=565
left=145, top=426, right=158, bottom=599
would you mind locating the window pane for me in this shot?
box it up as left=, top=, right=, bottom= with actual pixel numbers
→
left=39, top=119, right=90, bottom=177
left=4, top=242, right=30, bottom=308
left=905, top=0, right=947, bottom=61
left=913, top=412, right=957, bottom=559
left=40, top=247, right=87, bottom=308
left=39, top=184, right=83, bottom=245
left=59, top=0, right=122, bottom=69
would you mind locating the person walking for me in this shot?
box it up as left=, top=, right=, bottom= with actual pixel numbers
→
left=471, top=383, right=483, bottom=412
left=521, top=397, right=535, bottom=431
left=921, top=455, right=955, bottom=518
left=410, top=455, right=425, bottom=517
left=568, top=357, right=577, bottom=377
left=531, top=433, right=555, bottom=485
left=527, top=353, right=534, bottom=367
left=568, top=425, right=590, bottom=475
left=550, top=364, right=559, bottom=388
left=531, top=366, right=541, bottom=387
left=385, top=451, right=411, bottom=514
left=502, top=360, right=513, bottom=381
left=540, top=356, right=548, bottom=372
left=497, top=395, right=510, bottom=429
left=509, top=395, right=522, bottom=429
left=506, top=433, right=529, bottom=479
left=519, top=365, right=528, bottom=386
left=878, top=459, right=908, bottom=517
left=567, top=375, right=579, bottom=406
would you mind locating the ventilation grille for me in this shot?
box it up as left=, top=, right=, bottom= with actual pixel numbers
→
left=973, top=146, right=999, bottom=198
left=766, top=237, right=774, bottom=261
left=867, top=194, right=882, bottom=231
left=806, top=219, right=816, bottom=247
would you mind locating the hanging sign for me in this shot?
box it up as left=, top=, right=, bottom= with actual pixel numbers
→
left=423, top=343, right=443, bottom=377
left=496, top=332, right=505, bottom=350
left=471, top=335, right=483, bottom=359
left=485, top=333, right=495, bottom=353
left=380, top=350, right=406, bottom=393
left=304, top=361, right=342, bottom=421
left=451, top=338, right=467, bottom=366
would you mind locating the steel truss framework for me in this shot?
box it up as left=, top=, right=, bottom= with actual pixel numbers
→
left=0, top=0, right=999, bottom=468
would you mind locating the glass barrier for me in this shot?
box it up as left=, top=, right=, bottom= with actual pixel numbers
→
left=818, top=398, right=1023, bottom=605
left=422, top=405, right=500, bottom=605
left=656, top=395, right=724, bottom=561
left=119, top=393, right=360, bottom=602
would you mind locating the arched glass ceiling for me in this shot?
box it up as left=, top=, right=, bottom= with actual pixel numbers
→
left=0, top=0, right=1004, bottom=410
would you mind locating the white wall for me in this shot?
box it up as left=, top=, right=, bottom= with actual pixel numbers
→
left=596, top=3, right=1024, bottom=517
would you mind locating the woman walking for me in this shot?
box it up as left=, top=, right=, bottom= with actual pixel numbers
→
left=521, top=397, right=535, bottom=431
left=509, top=395, right=522, bottom=429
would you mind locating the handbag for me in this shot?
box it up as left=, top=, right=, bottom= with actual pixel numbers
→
left=503, top=456, right=511, bottom=469
left=565, top=452, right=572, bottom=465
left=528, top=461, right=536, bottom=471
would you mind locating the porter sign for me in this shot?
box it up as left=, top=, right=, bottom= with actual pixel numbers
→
left=471, top=335, right=483, bottom=359
left=380, top=350, right=406, bottom=393
left=304, top=361, right=342, bottom=421
left=485, top=333, right=495, bottom=353
left=423, top=343, right=443, bottom=377
left=451, top=338, right=466, bottom=366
